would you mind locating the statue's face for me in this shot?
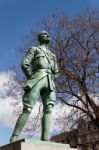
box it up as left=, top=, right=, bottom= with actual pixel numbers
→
left=38, top=31, right=50, bottom=44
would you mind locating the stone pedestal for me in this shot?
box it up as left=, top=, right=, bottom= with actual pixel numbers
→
left=0, top=139, right=78, bottom=150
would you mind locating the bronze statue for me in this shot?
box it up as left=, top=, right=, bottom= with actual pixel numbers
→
left=10, top=31, right=59, bottom=142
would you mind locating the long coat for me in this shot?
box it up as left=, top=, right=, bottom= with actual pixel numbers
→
left=21, top=46, right=59, bottom=90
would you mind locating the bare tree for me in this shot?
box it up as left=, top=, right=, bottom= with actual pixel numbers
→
left=8, top=9, right=99, bottom=137
left=38, top=10, right=99, bottom=129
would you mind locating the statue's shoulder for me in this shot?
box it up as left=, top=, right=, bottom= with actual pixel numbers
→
left=49, top=51, right=56, bottom=59
left=28, top=46, right=38, bottom=54
left=30, top=46, right=38, bottom=51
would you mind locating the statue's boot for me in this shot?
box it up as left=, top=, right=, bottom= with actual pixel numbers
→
left=41, top=104, right=53, bottom=141
left=10, top=107, right=31, bottom=143
left=10, top=135, right=19, bottom=143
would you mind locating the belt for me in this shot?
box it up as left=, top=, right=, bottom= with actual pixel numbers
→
left=33, top=68, right=52, bottom=74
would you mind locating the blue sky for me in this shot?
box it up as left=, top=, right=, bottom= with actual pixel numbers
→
left=0, top=0, right=99, bottom=146
left=0, top=0, right=99, bottom=71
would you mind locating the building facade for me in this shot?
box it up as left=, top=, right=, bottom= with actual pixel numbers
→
left=51, top=119, right=99, bottom=150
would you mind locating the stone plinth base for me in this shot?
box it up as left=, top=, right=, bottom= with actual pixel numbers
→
left=0, top=139, right=78, bottom=150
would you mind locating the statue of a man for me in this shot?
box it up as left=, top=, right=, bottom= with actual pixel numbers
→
left=10, top=31, right=59, bottom=142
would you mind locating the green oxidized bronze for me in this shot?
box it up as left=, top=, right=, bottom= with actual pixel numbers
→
left=10, top=31, right=59, bottom=142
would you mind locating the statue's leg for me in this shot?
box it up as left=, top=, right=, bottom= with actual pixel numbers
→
left=10, top=87, right=40, bottom=143
left=41, top=88, right=56, bottom=141
left=10, top=105, right=32, bottom=142
left=41, top=104, right=53, bottom=141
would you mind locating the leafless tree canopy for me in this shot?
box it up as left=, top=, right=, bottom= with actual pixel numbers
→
left=18, top=10, right=99, bottom=130
left=36, top=10, right=99, bottom=129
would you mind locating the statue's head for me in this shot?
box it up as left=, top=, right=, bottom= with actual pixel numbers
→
left=38, top=31, right=50, bottom=44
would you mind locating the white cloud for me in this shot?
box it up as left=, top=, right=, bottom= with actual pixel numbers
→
left=0, top=70, right=21, bottom=128
left=1, top=70, right=99, bottom=140
left=0, top=71, right=11, bottom=91
left=51, top=103, right=71, bottom=133
left=0, top=97, right=17, bottom=127
left=0, top=70, right=71, bottom=139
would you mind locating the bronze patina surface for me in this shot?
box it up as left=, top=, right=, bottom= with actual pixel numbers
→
left=10, top=31, right=59, bottom=142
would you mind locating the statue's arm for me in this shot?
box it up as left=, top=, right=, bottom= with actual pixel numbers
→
left=53, top=55, right=59, bottom=80
left=21, top=47, right=35, bottom=79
